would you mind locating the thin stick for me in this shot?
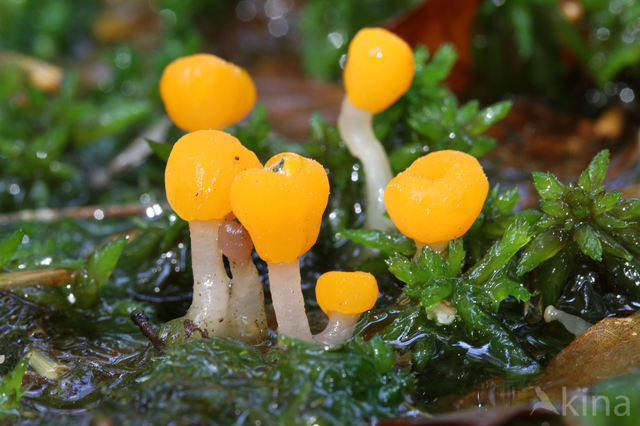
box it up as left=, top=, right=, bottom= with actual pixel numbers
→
left=0, top=202, right=169, bottom=225
left=130, top=309, right=166, bottom=349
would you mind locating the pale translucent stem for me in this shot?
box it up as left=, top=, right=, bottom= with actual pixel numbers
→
left=416, top=240, right=457, bottom=325
left=338, top=97, right=394, bottom=231
left=544, top=305, right=592, bottom=336
left=229, top=259, right=268, bottom=342
left=268, top=260, right=313, bottom=342
left=186, top=219, right=231, bottom=337
left=313, top=312, right=359, bottom=346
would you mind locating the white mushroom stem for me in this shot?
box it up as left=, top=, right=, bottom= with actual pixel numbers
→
left=267, top=260, right=313, bottom=342
left=415, top=241, right=458, bottom=325
left=219, top=219, right=267, bottom=342
left=228, top=259, right=267, bottom=342
left=186, top=219, right=231, bottom=337
left=338, top=97, right=394, bottom=231
left=314, top=312, right=360, bottom=346
left=544, top=305, right=592, bottom=336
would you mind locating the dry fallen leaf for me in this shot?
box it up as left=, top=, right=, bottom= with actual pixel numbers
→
left=452, top=310, right=640, bottom=410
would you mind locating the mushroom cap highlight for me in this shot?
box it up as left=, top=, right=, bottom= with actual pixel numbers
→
left=160, top=53, right=257, bottom=132
left=230, top=152, right=330, bottom=264
left=316, top=271, right=379, bottom=315
left=384, top=150, right=489, bottom=245
left=165, top=130, right=261, bottom=222
left=343, top=27, right=415, bottom=114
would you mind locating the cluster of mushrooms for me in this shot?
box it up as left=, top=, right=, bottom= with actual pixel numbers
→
left=158, top=28, right=493, bottom=346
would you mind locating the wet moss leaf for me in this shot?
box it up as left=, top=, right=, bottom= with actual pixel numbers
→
left=0, top=358, right=29, bottom=414
left=0, top=230, right=23, bottom=269
left=578, top=149, right=609, bottom=192
left=146, top=139, right=171, bottom=162
left=532, top=171, right=564, bottom=200
left=75, top=236, right=127, bottom=307
left=574, top=223, right=603, bottom=261
left=341, top=229, right=416, bottom=257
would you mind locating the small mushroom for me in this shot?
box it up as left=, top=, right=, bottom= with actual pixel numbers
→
left=164, top=130, right=261, bottom=337
left=313, top=271, right=379, bottom=346
left=159, top=53, right=256, bottom=131
left=230, top=152, right=330, bottom=341
left=544, top=305, right=592, bottom=336
left=219, top=218, right=268, bottom=343
left=338, top=27, right=415, bottom=230
left=385, top=150, right=489, bottom=323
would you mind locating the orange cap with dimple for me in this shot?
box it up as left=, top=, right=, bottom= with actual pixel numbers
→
left=316, top=271, right=379, bottom=315
left=230, top=152, right=330, bottom=264
left=165, top=130, right=261, bottom=222
left=343, top=27, right=415, bottom=114
left=384, top=150, right=489, bottom=245
left=160, top=54, right=257, bottom=132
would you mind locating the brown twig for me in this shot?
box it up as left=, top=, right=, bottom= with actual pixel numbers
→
left=0, top=202, right=170, bottom=225
left=130, top=309, right=165, bottom=349
left=0, top=268, right=75, bottom=290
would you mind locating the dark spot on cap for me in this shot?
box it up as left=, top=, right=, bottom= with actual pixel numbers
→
left=235, top=156, right=240, bottom=160
left=195, top=192, right=199, bottom=197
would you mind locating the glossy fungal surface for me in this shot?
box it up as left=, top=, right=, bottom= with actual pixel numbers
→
left=343, top=27, right=415, bottom=114
left=230, top=152, right=330, bottom=264
left=315, top=271, right=378, bottom=315
left=165, top=130, right=261, bottom=222
left=160, top=53, right=257, bottom=131
left=384, top=150, right=489, bottom=245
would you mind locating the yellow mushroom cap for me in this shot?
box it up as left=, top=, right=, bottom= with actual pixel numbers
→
left=316, top=271, right=379, bottom=315
left=343, top=27, right=415, bottom=114
left=384, top=150, right=489, bottom=245
left=165, top=130, right=261, bottom=222
left=230, top=152, right=330, bottom=264
left=159, top=53, right=257, bottom=132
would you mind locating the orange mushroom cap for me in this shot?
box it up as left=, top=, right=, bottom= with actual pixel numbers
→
left=316, top=271, right=379, bottom=315
left=159, top=54, right=257, bottom=132
left=230, top=152, right=330, bottom=264
left=384, top=150, right=489, bottom=245
left=343, top=27, right=415, bottom=114
left=165, top=130, right=261, bottom=222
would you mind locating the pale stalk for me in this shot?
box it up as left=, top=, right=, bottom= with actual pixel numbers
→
left=313, top=312, right=359, bottom=346
left=338, top=97, right=394, bottom=231
left=229, top=259, right=268, bottom=342
left=268, top=260, right=313, bottom=342
left=186, top=219, right=231, bottom=336
left=544, top=305, right=592, bottom=336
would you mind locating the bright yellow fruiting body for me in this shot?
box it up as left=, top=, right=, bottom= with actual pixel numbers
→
left=316, top=271, right=379, bottom=315
left=230, top=152, right=330, bottom=264
left=343, top=27, right=415, bottom=114
left=384, top=150, right=489, bottom=245
left=165, top=130, right=261, bottom=222
left=160, top=54, right=257, bottom=131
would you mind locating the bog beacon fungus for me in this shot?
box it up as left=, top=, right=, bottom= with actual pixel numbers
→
left=385, top=150, right=489, bottom=323
left=159, top=53, right=257, bottom=131
left=230, top=152, right=330, bottom=342
left=338, top=27, right=415, bottom=230
left=314, top=271, right=379, bottom=346
left=164, top=130, right=261, bottom=337
left=219, top=218, right=268, bottom=343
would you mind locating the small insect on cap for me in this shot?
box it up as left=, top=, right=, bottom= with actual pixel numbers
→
left=230, top=152, right=330, bottom=264
left=384, top=150, right=489, bottom=245
left=160, top=54, right=257, bottom=132
left=165, top=130, right=261, bottom=222
left=343, top=27, right=415, bottom=114
left=316, top=271, right=379, bottom=315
